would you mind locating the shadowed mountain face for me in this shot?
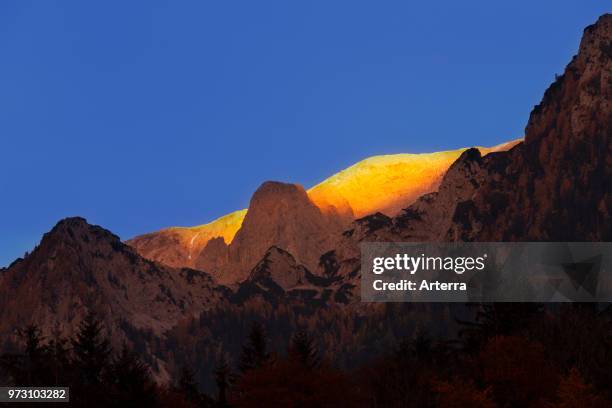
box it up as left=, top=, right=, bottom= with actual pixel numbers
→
left=445, top=15, right=611, bottom=242
left=330, top=14, right=612, bottom=279
left=0, top=218, right=226, bottom=351
left=448, top=15, right=610, bottom=241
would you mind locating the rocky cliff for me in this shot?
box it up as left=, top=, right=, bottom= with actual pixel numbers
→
left=331, top=14, right=611, bottom=281
left=197, top=181, right=347, bottom=284
left=445, top=14, right=611, bottom=241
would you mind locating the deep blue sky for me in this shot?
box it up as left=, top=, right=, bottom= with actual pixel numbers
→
left=0, top=1, right=608, bottom=266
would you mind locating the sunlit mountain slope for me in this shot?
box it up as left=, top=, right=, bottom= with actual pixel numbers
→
left=126, top=209, right=246, bottom=268
left=308, top=140, right=520, bottom=217
left=127, top=139, right=520, bottom=269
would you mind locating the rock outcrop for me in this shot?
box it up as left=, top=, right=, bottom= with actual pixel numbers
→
left=198, top=181, right=348, bottom=284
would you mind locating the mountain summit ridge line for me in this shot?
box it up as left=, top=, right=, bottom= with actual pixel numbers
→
left=127, top=139, right=520, bottom=275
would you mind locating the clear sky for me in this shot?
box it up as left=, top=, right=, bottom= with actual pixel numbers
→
left=0, top=1, right=608, bottom=266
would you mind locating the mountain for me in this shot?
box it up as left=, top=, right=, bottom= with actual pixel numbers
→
left=443, top=14, right=611, bottom=242
left=331, top=13, right=611, bottom=277
left=0, top=218, right=226, bottom=352
left=233, top=246, right=328, bottom=302
left=128, top=141, right=519, bottom=281
left=307, top=139, right=519, bottom=217
left=124, top=209, right=246, bottom=269
left=198, top=181, right=348, bottom=284
left=1, top=13, right=609, bottom=393
left=429, top=13, right=609, bottom=242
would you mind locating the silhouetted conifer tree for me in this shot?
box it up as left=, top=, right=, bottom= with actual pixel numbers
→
left=458, top=303, right=543, bottom=352
left=0, top=325, right=49, bottom=386
left=67, top=312, right=113, bottom=407
left=107, top=345, right=156, bottom=407
left=214, top=354, right=232, bottom=407
left=238, top=322, right=270, bottom=373
left=71, top=312, right=112, bottom=386
left=177, top=365, right=200, bottom=404
left=21, top=325, right=48, bottom=385
left=289, top=329, right=319, bottom=369
left=46, top=331, right=70, bottom=386
left=394, top=327, right=445, bottom=369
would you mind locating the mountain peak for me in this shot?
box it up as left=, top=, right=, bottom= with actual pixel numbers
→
left=128, top=140, right=519, bottom=284
left=49, top=216, right=92, bottom=236
left=250, top=181, right=309, bottom=206
left=582, top=13, right=611, bottom=50
left=247, top=245, right=307, bottom=285
left=55, top=216, right=88, bottom=225
left=37, top=217, right=123, bottom=256
left=525, top=12, right=610, bottom=147
left=217, top=179, right=341, bottom=283
left=0, top=215, right=224, bottom=347
left=384, top=13, right=611, bottom=242
left=255, top=180, right=307, bottom=194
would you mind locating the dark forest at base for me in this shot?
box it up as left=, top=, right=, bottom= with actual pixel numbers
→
left=2, top=303, right=612, bottom=408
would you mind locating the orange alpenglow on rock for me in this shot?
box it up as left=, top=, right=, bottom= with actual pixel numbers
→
left=126, top=209, right=246, bottom=269
left=127, top=139, right=520, bottom=269
left=308, top=140, right=520, bottom=218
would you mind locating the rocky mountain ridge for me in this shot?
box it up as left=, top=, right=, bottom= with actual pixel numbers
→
left=128, top=141, right=519, bottom=284
left=0, top=217, right=227, bottom=348
left=326, top=13, right=611, bottom=290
